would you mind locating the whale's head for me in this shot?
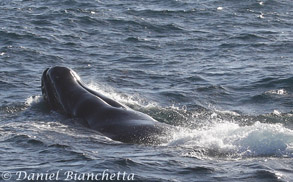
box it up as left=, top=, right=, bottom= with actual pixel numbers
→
left=41, top=66, right=80, bottom=112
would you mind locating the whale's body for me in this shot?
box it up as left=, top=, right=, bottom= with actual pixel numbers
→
left=41, top=66, right=169, bottom=143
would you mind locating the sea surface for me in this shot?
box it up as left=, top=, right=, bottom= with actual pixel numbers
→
left=1, top=0, right=293, bottom=181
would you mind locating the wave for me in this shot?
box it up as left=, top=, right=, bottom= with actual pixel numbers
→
left=0, top=29, right=52, bottom=44
left=228, top=33, right=270, bottom=41
left=252, top=77, right=293, bottom=90
left=126, top=8, right=199, bottom=18
left=107, top=18, right=185, bottom=34
left=167, top=121, right=293, bottom=158
left=4, top=134, right=45, bottom=146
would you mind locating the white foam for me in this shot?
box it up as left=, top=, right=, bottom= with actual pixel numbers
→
left=167, top=121, right=293, bottom=157
left=273, top=110, right=282, bottom=116
left=265, top=89, right=287, bottom=95
left=258, top=12, right=264, bottom=19
left=25, top=95, right=42, bottom=106
left=215, top=109, right=240, bottom=116
left=234, top=122, right=293, bottom=156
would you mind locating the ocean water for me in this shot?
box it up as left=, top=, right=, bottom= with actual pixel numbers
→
left=0, top=0, right=293, bottom=181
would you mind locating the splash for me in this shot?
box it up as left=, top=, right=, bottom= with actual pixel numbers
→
left=87, top=82, right=158, bottom=108
left=167, top=121, right=293, bottom=158
left=25, top=96, right=42, bottom=106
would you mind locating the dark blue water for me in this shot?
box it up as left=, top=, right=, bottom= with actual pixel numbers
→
left=1, top=0, right=293, bottom=181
